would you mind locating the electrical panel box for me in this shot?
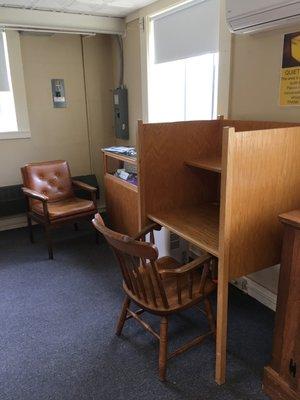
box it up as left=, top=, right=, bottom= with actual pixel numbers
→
left=113, top=87, right=129, bottom=140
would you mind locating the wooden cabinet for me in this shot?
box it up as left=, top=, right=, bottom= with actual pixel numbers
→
left=263, top=210, right=300, bottom=400
left=102, top=150, right=140, bottom=237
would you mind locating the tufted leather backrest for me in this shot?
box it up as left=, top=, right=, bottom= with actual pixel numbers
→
left=21, top=160, right=74, bottom=203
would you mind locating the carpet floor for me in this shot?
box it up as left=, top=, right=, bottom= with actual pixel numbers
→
left=0, top=223, right=273, bottom=400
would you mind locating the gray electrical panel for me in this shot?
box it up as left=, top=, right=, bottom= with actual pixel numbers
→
left=113, top=87, right=129, bottom=140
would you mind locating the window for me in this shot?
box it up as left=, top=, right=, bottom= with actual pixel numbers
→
left=148, top=0, right=219, bottom=123
left=0, top=32, right=18, bottom=133
left=0, top=30, right=30, bottom=139
left=149, top=53, right=218, bottom=122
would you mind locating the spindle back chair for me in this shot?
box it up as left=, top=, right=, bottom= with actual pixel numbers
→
left=93, top=213, right=217, bottom=380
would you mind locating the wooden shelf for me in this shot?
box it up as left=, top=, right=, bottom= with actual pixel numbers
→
left=105, top=173, right=138, bottom=193
left=102, top=151, right=137, bottom=165
left=148, top=203, right=219, bottom=257
left=185, top=157, right=221, bottom=173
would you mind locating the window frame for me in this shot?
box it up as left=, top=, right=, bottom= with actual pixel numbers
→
left=133, top=0, right=231, bottom=123
left=0, top=30, right=31, bottom=140
left=148, top=40, right=219, bottom=123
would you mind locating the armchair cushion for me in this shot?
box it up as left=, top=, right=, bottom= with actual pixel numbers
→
left=21, top=160, right=74, bottom=203
left=32, top=197, right=95, bottom=220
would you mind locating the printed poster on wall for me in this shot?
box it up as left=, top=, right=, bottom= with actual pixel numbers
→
left=280, top=32, right=300, bottom=106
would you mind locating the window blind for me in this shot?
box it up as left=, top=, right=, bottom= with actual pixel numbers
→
left=0, top=33, right=9, bottom=92
left=152, top=0, right=219, bottom=64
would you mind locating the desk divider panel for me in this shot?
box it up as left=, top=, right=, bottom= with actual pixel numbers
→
left=221, top=126, right=300, bottom=280
left=138, top=119, right=223, bottom=227
left=222, top=119, right=299, bottom=132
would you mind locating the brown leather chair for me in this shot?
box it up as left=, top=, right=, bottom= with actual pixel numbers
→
left=21, top=160, right=98, bottom=259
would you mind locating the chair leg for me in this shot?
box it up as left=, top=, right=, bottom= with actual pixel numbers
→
left=27, top=214, right=34, bottom=243
left=204, top=297, right=216, bottom=334
left=159, top=316, right=168, bottom=381
left=44, top=225, right=53, bottom=260
left=116, top=296, right=131, bottom=336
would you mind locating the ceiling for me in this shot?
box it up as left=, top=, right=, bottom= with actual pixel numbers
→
left=0, top=0, right=157, bottom=17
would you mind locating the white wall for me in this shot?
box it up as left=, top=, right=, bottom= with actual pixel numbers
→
left=230, top=25, right=300, bottom=123
left=0, top=32, right=115, bottom=188
left=112, top=19, right=143, bottom=146
left=229, top=26, right=300, bottom=296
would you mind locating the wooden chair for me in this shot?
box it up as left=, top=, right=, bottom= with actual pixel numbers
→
left=92, top=213, right=217, bottom=381
left=21, top=160, right=98, bottom=259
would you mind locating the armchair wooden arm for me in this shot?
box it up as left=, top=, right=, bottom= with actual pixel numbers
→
left=22, top=187, right=49, bottom=202
left=22, top=187, right=50, bottom=221
left=72, top=179, right=97, bottom=192
left=133, top=222, right=162, bottom=242
left=160, top=254, right=213, bottom=302
left=159, top=254, right=212, bottom=277
left=72, top=179, right=97, bottom=208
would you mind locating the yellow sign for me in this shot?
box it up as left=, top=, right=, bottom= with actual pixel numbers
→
left=280, top=32, right=300, bottom=106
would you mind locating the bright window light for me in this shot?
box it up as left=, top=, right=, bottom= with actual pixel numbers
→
left=149, top=53, right=219, bottom=123
left=148, top=20, right=219, bottom=123
left=0, top=32, right=18, bottom=133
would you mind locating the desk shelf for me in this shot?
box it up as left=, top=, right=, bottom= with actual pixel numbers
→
left=102, top=151, right=136, bottom=165
left=185, top=157, right=222, bottom=173
left=105, top=173, right=138, bottom=193
left=148, top=203, right=219, bottom=257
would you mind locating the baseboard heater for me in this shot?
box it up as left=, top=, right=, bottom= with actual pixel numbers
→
left=0, top=174, right=99, bottom=218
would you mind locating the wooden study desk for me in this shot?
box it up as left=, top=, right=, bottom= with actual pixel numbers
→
left=137, top=118, right=300, bottom=384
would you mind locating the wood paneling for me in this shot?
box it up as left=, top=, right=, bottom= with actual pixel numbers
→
left=102, top=151, right=136, bottom=165
left=263, top=213, right=300, bottom=400
left=263, top=367, right=299, bottom=400
left=224, top=127, right=300, bottom=279
left=104, top=174, right=139, bottom=237
left=103, top=150, right=139, bottom=237
left=138, top=120, right=222, bottom=226
left=185, top=157, right=222, bottom=173
left=216, top=127, right=235, bottom=384
left=148, top=203, right=219, bottom=257
left=223, top=119, right=300, bottom=132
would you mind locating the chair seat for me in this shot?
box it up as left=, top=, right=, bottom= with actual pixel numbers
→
left=32, top=197, right=96, bottom=220
left=124, top=256, right=216, bottom=313
left=156, top=256, right=181, bottom=273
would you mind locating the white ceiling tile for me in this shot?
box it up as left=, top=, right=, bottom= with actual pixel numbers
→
left=0, top=0, right=158, bottom=17
left=33, top=0, right=73, bottom=11
left=0, top=0, right=33, bottom=7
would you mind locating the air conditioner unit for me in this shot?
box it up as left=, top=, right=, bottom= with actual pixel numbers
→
left=227, top=0, right=300, bottom=34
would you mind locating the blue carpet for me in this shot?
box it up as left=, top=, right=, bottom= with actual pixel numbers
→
left=0, top=224, right=273, bottom=400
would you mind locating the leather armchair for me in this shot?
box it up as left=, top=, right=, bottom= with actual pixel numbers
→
left=21, top=160, right=98, bottom=259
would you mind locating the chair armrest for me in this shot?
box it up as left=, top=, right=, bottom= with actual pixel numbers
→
left=22, top=187, right=48, bottom=202
left=133, top=222, right=162, bottom=240
left=159, top=254, right=212, bottom=277
left=22, top=187, right=50, bottom=220
left=72, top=180, right=97, bottom=193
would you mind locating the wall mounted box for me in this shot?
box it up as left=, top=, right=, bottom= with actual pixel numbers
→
left=51, top=79, right=66, bottom=108
left=113, top=87, right=129, bottom=140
